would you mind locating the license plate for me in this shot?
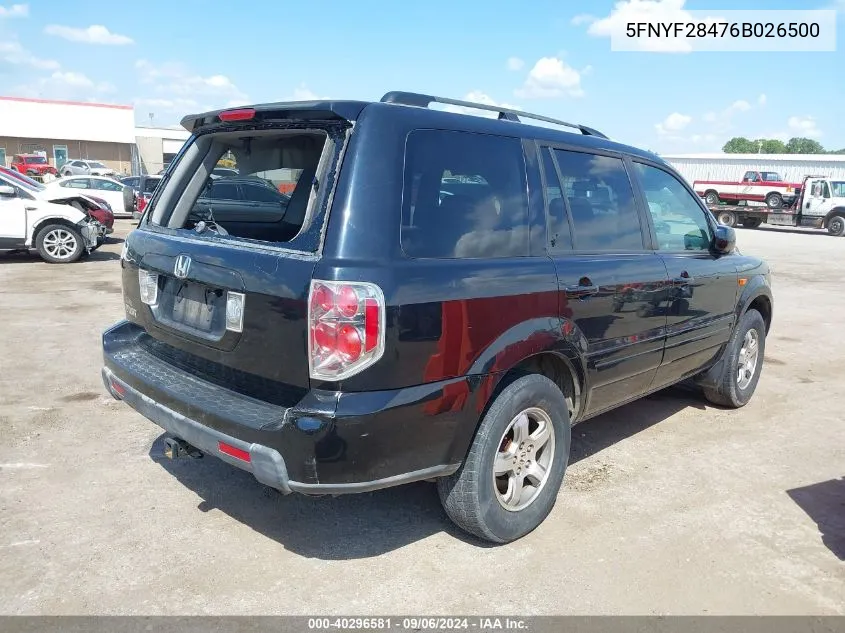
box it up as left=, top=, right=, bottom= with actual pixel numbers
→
left=171, top=282, right=216, bottom=332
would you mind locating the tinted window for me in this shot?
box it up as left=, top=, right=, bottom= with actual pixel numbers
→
left=122, top=177, right=139, bottom=188
left=242, top=182, right=284, bottom=203
left=540, top=147, right=572, bottom=251
left=553, top=150, right=643, bottom=251
left=635, top=162, right=711, bottom=251
left=93, top=179, right=123, bottom=192
left=142, top=178, right=161, bottom=194
left=401, top=130, right=529, bottom=259
left=208, top=182, right=239, bottom=200
left=72, top=161, right=85, bottom=167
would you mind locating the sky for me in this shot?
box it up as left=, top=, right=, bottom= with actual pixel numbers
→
left=0, top=0, right=842, bottom=154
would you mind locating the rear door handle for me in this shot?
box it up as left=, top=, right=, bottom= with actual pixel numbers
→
left=564, top=284, right=600, bottom=298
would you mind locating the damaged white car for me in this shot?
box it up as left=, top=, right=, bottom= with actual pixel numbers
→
left=0, top=172, right=105, bottom=263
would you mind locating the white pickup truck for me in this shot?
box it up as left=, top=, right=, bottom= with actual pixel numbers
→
left=0, top=171, right=105, bottom=263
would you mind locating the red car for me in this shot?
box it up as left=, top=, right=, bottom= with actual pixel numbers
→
left=10, top=154, right=59, bottom=178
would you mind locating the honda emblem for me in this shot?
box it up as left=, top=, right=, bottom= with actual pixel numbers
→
left=174, top=255, right=191, bottom=279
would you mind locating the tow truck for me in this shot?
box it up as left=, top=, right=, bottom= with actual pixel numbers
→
left=706, top=175, right=845, bottom=237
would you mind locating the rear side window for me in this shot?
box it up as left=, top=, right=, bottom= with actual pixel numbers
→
left=207, top=181, right=239, bottom=200
left=401, top=130, right=529, bottom=259
left=553, top=150, right=644, bottom=251
left=540, top=147, right=572, bottom=251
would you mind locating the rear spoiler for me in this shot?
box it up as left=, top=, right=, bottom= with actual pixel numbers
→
left=181, top=100, right=368, bottom=132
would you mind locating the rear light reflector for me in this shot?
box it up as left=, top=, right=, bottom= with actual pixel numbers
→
left=218, top=441, right=251, bottom=462
left=219, top=108, right=256, bottom=122
left=138, top=269, right=159, bottom=305
left=109, top=377, right=126, bottom=398
left=225, top=291, right=245, bottom=333
left=308, top=280, right=385, bottom=381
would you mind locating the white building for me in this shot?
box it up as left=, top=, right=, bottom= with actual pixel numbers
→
left=661, top=153, right=845, bottom=185
left=0, top=95, right=192, bottom=176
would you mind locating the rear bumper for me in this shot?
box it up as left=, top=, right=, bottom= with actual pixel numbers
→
left=102, top=321, right=473, bottom=494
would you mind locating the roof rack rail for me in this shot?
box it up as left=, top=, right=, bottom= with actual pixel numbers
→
left=380, top=91, right=608, bottom=140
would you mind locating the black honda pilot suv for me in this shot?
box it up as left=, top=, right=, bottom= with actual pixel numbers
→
left=102, top=92, right=773, bottom=543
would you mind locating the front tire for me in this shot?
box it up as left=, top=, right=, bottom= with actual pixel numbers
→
left=438, top=374, right=571, bottom=544
left=35, top=224, right=84, bottom=263
left=703, top=309, right=766, bottom=408
left=827, top=215, right=845, bottom=237
left=704, top=191, right=720, bottom=206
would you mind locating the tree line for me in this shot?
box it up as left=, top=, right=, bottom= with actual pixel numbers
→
left=722, top=137, right=845, bottom=155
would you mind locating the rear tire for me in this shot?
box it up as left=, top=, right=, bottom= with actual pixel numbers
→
left=35, top=224, right=84, bottom=263
left=703, top=309, right=766, bottom=408
left=437, top=374, right=570, bottom=544
left=827, top=215, right=845, bottom=237
left=765, top=192, right=783, bottom=209
left=742, top=218, right=763, bottom=229
left=704, top=191, right=720, bottom=206
left=717, top=210, right=737, bottom=227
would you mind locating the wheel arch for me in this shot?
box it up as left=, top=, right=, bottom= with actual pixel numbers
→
left=823, top=207, right=845, bottom=227
left=738, top=279, right=773, bottom=335
left=444, top=318, right=588, bottom=466
left=29, top=217, right=81, bottom=247
left=694, top=281, right=772, bottom=391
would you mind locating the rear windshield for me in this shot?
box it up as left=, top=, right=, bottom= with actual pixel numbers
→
left=25, top=156, right=47, bottom=164
left=155, top=126, right=338, bottom=251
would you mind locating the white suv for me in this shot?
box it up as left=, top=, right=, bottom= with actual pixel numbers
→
left=61, top=159, right=117, bottom=178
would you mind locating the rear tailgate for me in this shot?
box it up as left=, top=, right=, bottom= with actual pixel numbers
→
left=120, top=227, right=315, bottom=401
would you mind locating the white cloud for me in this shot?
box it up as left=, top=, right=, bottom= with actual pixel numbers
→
left=11, top=69, right=115, bottom=100
left=728, top=100, right=751, bottom=113
left=289, top=84, right=330, bottom=100
left=506, top=56, right=524, bottom=71
left=757, top=93, right=767, bottom=106
left=438, top=90, right=521, bottom=118
left=703, top=111, right=717, bottom=123
left=575, top=0, right=734, bottom=53
left=49, top=71, right=94, bottom=88
left=578, top=0, right=695, bottom=52
left=515, top=57, right=584, bottom=99
left=44, top=24, right=133, bottom=45
left=655, top=112, right=692, bottom=135
left=0, top=3, right=28, bottom=18
left=135, top=59, right=248, bottom=108
left=787, top=116, right=822, bottom=139
left=0, top=40, right=59, bottom=69
left=571, top=13, right=595, bottom=25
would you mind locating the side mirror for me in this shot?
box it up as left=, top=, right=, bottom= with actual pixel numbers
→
left=713, top=225, right=736, bottom=254
left=0, top=185, right=16, bottom=198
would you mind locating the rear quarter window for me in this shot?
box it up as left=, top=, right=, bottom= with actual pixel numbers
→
left=401, top=130, right=529, bottom=259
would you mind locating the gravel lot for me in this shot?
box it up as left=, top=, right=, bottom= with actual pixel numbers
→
left=1, top=220, right=843, bottom=615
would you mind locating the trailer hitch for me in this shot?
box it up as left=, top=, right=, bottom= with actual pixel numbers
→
left=163, top=436, right=203, bottom=460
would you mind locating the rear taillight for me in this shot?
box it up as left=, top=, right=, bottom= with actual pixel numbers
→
left=308, top=280, right=385, bottom=381
left=138, top=269, right=159, bottom=306
left=138, top=196, right=148, bottom=212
